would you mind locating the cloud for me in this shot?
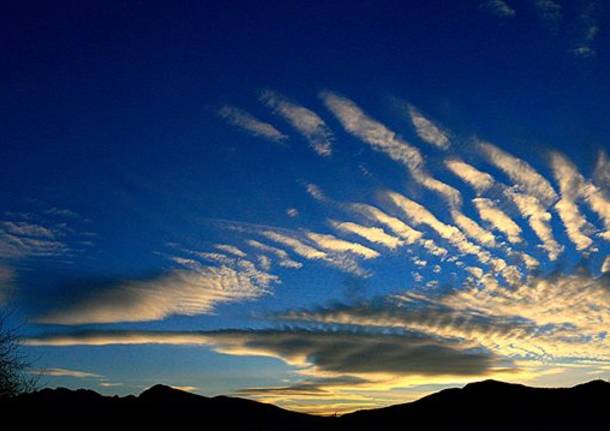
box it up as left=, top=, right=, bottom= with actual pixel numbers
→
left=322, top=91, right=461, bottom=206
left=407, top=105, right=450, bottom=150
left=477, top=140, right=557, bottom=205
left=36, top=368, right=102, bottom=378
left=286, top=208, right=299, bottom=218
left=419, top=239, right=449, bottom=258
left=450, top=209, right=497, bottom=247
left=262, top=230, right=327, bottom=260
left=593, top=150, right=610, bottom=193
left=305, top=183, right=329, bottom=202
left=279, top=271, right=610, bottom=362
left=505, top=190, right=563, bottom=260
left=237, top=375, right=371, bottom=397
left=171, top=385, right=199, bottom=392
left=0, top=220, right=68, bottom=259
left=306, top=232, right=380, bottom=259
left=261, top=230, right=369, bottom=276
left=480, top=0, right=516, bottom=18
left=322, top=91, right=423, bottom=171
left=416, top=175, right=463, bottom=208
left=549, top=152, right=602, bottom=247
left=261, top=90, right=333, bottom=156
left=472, top=197, right=522, bottom=244
left=214, top=243, right=247, bottom=258
left=36, top=257, right=277, bottom=324
left=330, top=220, right=403, bottom=250
left=445, top=159, right=495, bottom=194
left=24, top=329, right=495, bottom=378
left=602, top=256, right=610, bottom=273
left=257, top=255, right=272, bottom=271
left=2, top=221, right=56, bottom=239
left=569, top=1, right=599, bottom=58
left=349, top=203, right=422, bottom=244
left=385, top=191, right=489, bottom=262
left=43, top=207, right=80, bottom=218
left=246, top=240, right=303, bottom=269
left=534, top=0, right=562, bottom=30
left=219, top=105, right=287, bottom=143
left=99, top=382, right=123, bottom=387
left=555, top=199, right=594, bottom=250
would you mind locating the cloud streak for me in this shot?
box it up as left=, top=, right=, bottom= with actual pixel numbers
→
left=279, top=272, right=610, bottom=362
left=445, top=159, right=495, bottom=194
left=322, top=91, right=462, bottom=206
left=472, top=198, right=522, bottom=244
left=480, top=0, right=516, bottom=18
left=331, top=220, right=403, bottom=250
left=219, top=105, right=287, bottom=143
left=478, top=140, right=557, bottom=206
left=24, top=329, right=496, bottom=378
left=385, top=191, right=490, bottom=262
left=36, top=256, right=277, bottom=324
left=261, top=90, right=333, bottom=156
left=407, top=105, right=450, bottom=150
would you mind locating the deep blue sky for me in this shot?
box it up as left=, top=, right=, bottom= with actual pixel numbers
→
left=1, top=0, right=609, bottom=414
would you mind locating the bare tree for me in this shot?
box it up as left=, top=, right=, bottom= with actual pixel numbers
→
left=0, top=310, right=37, bottom=399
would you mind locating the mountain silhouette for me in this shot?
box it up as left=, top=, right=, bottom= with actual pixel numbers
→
left=2, top=380, right=608, bottom=429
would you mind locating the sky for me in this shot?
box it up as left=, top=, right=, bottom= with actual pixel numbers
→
left=1, top=0, right=610, bottom=415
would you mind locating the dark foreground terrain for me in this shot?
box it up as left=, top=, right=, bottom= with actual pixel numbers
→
left=2, top=379, right=609, bottom=430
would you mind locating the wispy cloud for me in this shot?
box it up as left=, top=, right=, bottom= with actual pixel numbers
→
left=214, top=243, right=247, bottom=258
left=445, top=158, right=495, bottom=194
left=549, top=151, right=606, bottom=246
left=261, top=90, right=333, bottom=156
left=385, top=191, right=490, bottom=262
left=407, top=105, right=450, bottom=150
left=29, top=270, right=610, bottom=366
left=321, top=91, right=423, bottom=167
left=247, top=239, right=303, bottom=269
left=479, top=0, right=516, bottom=18
left=477, top=140, right=557, bottom=205
left=603, top=256, right=610, bottom=273
left=286, top=208, right=299, bottom=218
left=262, top=230, right=327, bottom=260
left=349, top=203, right=423, bottom=245
left=472, top=197, right=522, bottom=244
left=36, top=255, right=277, bottom=324
left=569, top=1, right=599, bottom=58
left=24, top=329, right=496, bottom=378
left=35, top=368, right=102, bottom=378
left=0, top=220, right=69, bottom=259
left=261, top=230, right=368, bottom=276
left=330, top=220, right=403, bottom=250
left=534, top=0, right=562, bottom=31
left=593, top=150, right=610, bottom=192
left=171, top=385, right=199, bottom=392
left=219, top=105, right=287, bottom=143
left=505, top=190, right=562, bottom=260
left=306, top=232, right=380, bottom=259
left=279, top=271, right=610, bottom=362
left=305, top=183, right=329, bottom=202
left=450, top=209, right=497, bottom=247
left=322, top=91, right=462, bottom=207
left=43, top=207, right=80, bottom=218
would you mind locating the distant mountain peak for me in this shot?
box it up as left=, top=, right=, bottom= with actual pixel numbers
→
left=139, top=384, right=203, bottom=402
left=463, top=379, right=521, bottom=389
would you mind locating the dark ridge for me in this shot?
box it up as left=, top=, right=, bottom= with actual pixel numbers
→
left=2, top=379, right=609, bottom=430
left=138, top=384, right=204, bottom=402
left=339, top=379, right=610, bottom=430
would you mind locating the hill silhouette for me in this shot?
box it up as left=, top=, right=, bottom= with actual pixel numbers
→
left=1, top=379, right=609, bottom=429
